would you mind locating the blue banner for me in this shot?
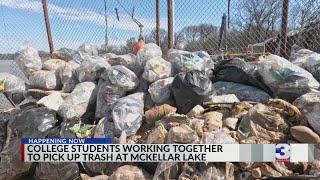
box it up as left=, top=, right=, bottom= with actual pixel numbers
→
left=21, top=138, right=113, bottom=144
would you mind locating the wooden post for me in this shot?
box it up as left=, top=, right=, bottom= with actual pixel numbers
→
left=156, top=0, right=160, bottom=46
left=41, top=0, right=54, bottom=54
left=280, top=0, right=289, bottom=58
left=167, top=0, right=173, bottom=49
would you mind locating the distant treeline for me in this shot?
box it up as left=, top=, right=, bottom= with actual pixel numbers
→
left=0, top=51, right=51, bottom=60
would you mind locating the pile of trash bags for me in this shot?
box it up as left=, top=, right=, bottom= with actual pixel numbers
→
left=1, top=42, right=320, bottom=179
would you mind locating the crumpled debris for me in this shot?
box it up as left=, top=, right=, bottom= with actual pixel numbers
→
left=166, top=124, right=200, bottom=143
left=146, top=124, right=167, bottom=144
left=109, top=165, right=152, bottom=180
left=201, top=128, right=238, bottom=144
left=35, top=162, right=80, bottom=180
left=153, top=162, right=179, bottom=180
left=155, top=113, right=191, bottom=130
left=69, top=123, right=95, bottom=138
left=267, top=98, right=301, bottom=123
left=198, top=163, right=234, bottom=180
left=144, top=104, right=177, bottom=124
left=80, top=174, right=109, bottom=180
left=238, top=103, right=288, bottom=143
left=260, top=164, right=282, bottom=177
left=203, top=111, right=223, bottom=131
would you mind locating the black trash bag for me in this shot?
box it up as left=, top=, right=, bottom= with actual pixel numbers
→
left=171, top=70, right=213, bottom=114
left=0, top=107, right=58, bottom=180
left=0, top=112, right=9, bottom=153
left=212, top=58, right=273, bottom=95
left=35, top=162, right=80, bottom=180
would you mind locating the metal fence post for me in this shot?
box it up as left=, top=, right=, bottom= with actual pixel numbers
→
left=104, top=0, right=108, bottom=51
left=167, top=0, right=173, bottom=49
left=280, top=0, right=289, bottom=58
left=156, top=0, right=160, bottom=46
left=41, top=0, right=54, bottom=54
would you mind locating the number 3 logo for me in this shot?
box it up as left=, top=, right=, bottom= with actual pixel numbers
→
left=276, top=144, right=290, bottom=162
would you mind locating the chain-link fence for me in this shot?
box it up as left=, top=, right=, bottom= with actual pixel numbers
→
left=1, top=0, right=319, bottom=57
left=0, top=0, right=320, bottom=110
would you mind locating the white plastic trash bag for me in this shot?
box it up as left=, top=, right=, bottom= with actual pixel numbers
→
left=212, top=81, right=271, bottom=103
left=75, top=60, right=110, bottom=82
left=78, top=43, right=99, bottom=56
left=148, top=77, right=174, bottom=104
left=142, top=56, right=172, bottom=83
left=137, top=43, right=162, bottom=65
left=108, top=54, right=143, bottom=76
left=15, top=45, right=42, bottom=77
left=103, top=65, right=139, bottom=91
left=258, top=54, right=320, bottom=101
left=57, top=61, right=80, bottom=85
left=43, top=59, right=66, bottom=71
left=37, top=91, right=64, bottom=111
left=112, top=92, right=144, bottom=136
left=290, top=49, right=320, bottom=81
left=58, top=82, right=97, bottom=119
left=95, top=79, right=126, bottom=120
left=29, top=70, right=60, bottom=90
left=167, top=49, right=212, bottom=72
left=0, top=73, right=26, bottom=93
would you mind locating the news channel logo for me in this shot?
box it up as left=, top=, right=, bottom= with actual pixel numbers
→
left=275, top=144, right=290, bottom=162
